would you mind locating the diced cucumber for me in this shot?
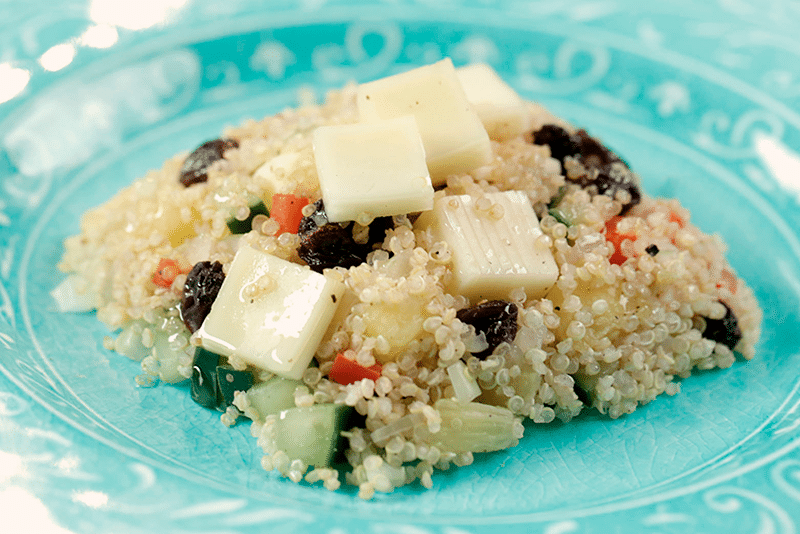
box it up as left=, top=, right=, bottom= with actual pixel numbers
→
left=272, top=404, right=353, bottom=467
left=431, top=398, right=520, bottom=453
left=190, top=347, right=221, bottom=409
left=245, top=377, right=303, bottom=420
left=216, top=365, right=255, bottom=409
left=226, top=199, right=269, bottom=234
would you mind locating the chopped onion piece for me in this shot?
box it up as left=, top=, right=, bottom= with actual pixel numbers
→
left=446, top=361, right=481, bottom=402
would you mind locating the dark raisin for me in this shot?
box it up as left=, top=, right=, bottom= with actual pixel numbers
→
left=181, top=261, right=225, bottom=333
left=702, top=301, right=742, bottom=351
left=645, top=244, right=659, bottom=256
left=179, top=138, right=239, bottom=187
left=190, top=347, right=221, bottom=410
left=572, top=129, right=627, bottom=169
left=531, top=125, right=580, bottom=166
left=456, top=300, right=519, bottom=359
left=532, top=126, right=641, bottom=214
left=297, top=199, right=392, bottom=272
left=297, top=199, right=329, bottom=237
left=590, top=166, right=641, bottom=215
left=216, top=365, right=254, bottom=410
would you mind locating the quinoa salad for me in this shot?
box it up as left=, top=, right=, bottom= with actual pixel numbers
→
left=54, top=59, right=762, bottom=499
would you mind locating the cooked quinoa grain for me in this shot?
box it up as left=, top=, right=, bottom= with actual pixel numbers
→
left=57, top=65, right=761, bottom=499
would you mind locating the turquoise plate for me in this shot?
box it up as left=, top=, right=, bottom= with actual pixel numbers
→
left=2, top=1, right=800, bottom=532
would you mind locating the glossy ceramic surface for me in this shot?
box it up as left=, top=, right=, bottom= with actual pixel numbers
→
left=2, top=1, right=800, bottom=532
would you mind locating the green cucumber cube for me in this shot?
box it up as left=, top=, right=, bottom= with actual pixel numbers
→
left=273, top=404, right=353, bottom=467
left=246, top=377, right=303, bottom=420
left=190, top=347, right=221, bottom=409
left=216, top=365, right=254, bottom=409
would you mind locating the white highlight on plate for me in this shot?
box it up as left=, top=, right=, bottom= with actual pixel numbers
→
left=1, top=486, right=76, bottom=534
left=39, top=44, right=77, bottom=72
left=0, top=63, right=31, bottom=104
left=754, top=131, right=800, bottom=201
left=89, top=0, right=188, bottom=30
left=0, top=450, right=24, bottom=483
left=79, top=24, right=119, bottom=49
left=3, top=49, right=201, bottom=176
left=71, top=490, right=109, bottom=509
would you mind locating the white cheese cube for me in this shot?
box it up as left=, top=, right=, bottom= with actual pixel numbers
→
left=456, top=63, right=530, bottom=141
left=312, top=116, right=434, bottom=223
left=357, top=58, right=492, bottom=185
left=198, top=246, right=344, bottom=379
left=417, top=191, right=558, bottom=302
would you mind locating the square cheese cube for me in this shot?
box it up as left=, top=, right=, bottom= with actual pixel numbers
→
left=312, top=116, right=434, bottom=223
left=198, top=246, right=344, bottom=379
left=357, top=58, right=492, bottom=185
left=417, top=191, right=558, bottom=302
left=456, top=63, right=530, bottom=141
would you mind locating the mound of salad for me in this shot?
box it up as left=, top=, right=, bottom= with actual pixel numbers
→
left=53, top=58, right=762, bottom=499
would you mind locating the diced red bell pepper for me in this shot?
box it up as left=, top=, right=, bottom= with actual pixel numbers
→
left=271, top=194, right=309, bottom=235
left=716, top=268, right=738, bottom=294
left=329, top=353, right=382, bottom=385
left=152, top=258, right=182, bottom=288
left=604, top=216, right=636, bottom=266
left=669, top=210, right=685, bottom=228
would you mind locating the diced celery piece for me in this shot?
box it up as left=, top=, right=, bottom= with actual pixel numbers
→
left=272, top=404, right=353, bottom=467
left=246, top=377, right=303, bottom=420
left=548, top=207, right=571, bottom=227
left=431, top=398, right=519, bottom=453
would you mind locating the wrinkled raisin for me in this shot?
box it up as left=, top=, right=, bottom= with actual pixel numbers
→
left=297, top=200, right=393, bottom=272
left=179, top=138, right=239, bottom=187
left=181, top=261, right=225, bottom=332
left=531, top=126, right=641, bottom=214
left=532, top=124, right=579, bottom=166
left=456, top=300, right=519, bottom=359
left=702, top=301, right=742, bottom=351
left=572, top=129, right=628, bottom=169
